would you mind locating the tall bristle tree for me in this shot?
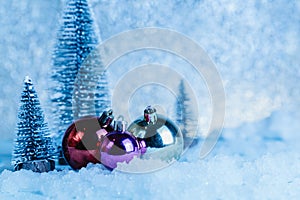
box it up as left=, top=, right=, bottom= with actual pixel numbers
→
left=73, top=49, right=111, bottom=119
left=51, top=0, right=110, bottom=151
left=95, top=72, right=111, bottom=116
left=12, top=76, right=55, bottom=168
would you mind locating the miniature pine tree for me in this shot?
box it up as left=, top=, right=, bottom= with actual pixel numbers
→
left=73, top=49, right=111, bottom=119
left=95, top=71, right=111, bottom=116
left=176, top=79, right=198, bottom=149
left=12, top=76, right=55, bottom=171
left=51, top=0, right=110, bottom=149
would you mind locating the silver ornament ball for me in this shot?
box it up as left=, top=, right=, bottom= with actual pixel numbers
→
left=127, top=106, right=184, bottom=162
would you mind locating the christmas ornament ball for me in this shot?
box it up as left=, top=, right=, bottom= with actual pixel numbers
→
left=127, top=106, right=184, bottom=162
left=62, top=110, right=114, bottom=170
left=99, top=118, right=146, bottom=170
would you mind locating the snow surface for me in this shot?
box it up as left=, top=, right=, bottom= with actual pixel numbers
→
left=0, top=149, right=300, bottom=199
left=0, top=0, right=299, bottom=199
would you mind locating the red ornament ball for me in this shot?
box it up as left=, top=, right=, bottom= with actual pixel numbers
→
left=62, top=110, right=114, bottom=170
left=62, top=117, right=104, bottom=169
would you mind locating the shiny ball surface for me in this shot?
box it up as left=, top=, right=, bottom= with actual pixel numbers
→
left=127, top=114, right=184, bottom=162
left=99, top=131, right=144, bottom=170
left=62, top=117, right=106, bottom=170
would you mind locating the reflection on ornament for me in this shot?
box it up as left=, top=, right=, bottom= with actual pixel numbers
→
left=127, top=106, right=183, bottom=162
left=62, top=110, right=114, bottom=170
left=99, top=117, right=146, bottom=170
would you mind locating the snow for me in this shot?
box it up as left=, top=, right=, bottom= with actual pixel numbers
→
left=0, top=0, right=299, bottom=199
left=24, top=76, right=32, bottom=84
left=0, top=150, right=299, bottom=199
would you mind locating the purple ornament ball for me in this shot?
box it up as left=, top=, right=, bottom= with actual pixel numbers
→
left=99, top=130, right=145, bottom=170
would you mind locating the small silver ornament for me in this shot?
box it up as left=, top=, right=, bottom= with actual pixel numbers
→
left=127, top=106, right=183, bottom=162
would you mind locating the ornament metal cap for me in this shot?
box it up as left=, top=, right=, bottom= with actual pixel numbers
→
left=114, top=116, right=127, bottom=133
left=144, top=105, right=157, bottom=124
left=98, top=109, right=114, bottom=128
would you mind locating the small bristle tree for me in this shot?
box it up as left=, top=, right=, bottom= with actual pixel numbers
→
left=12, top=76, right=55, bottom=171
left=176, top=79, right=198, bottom=149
